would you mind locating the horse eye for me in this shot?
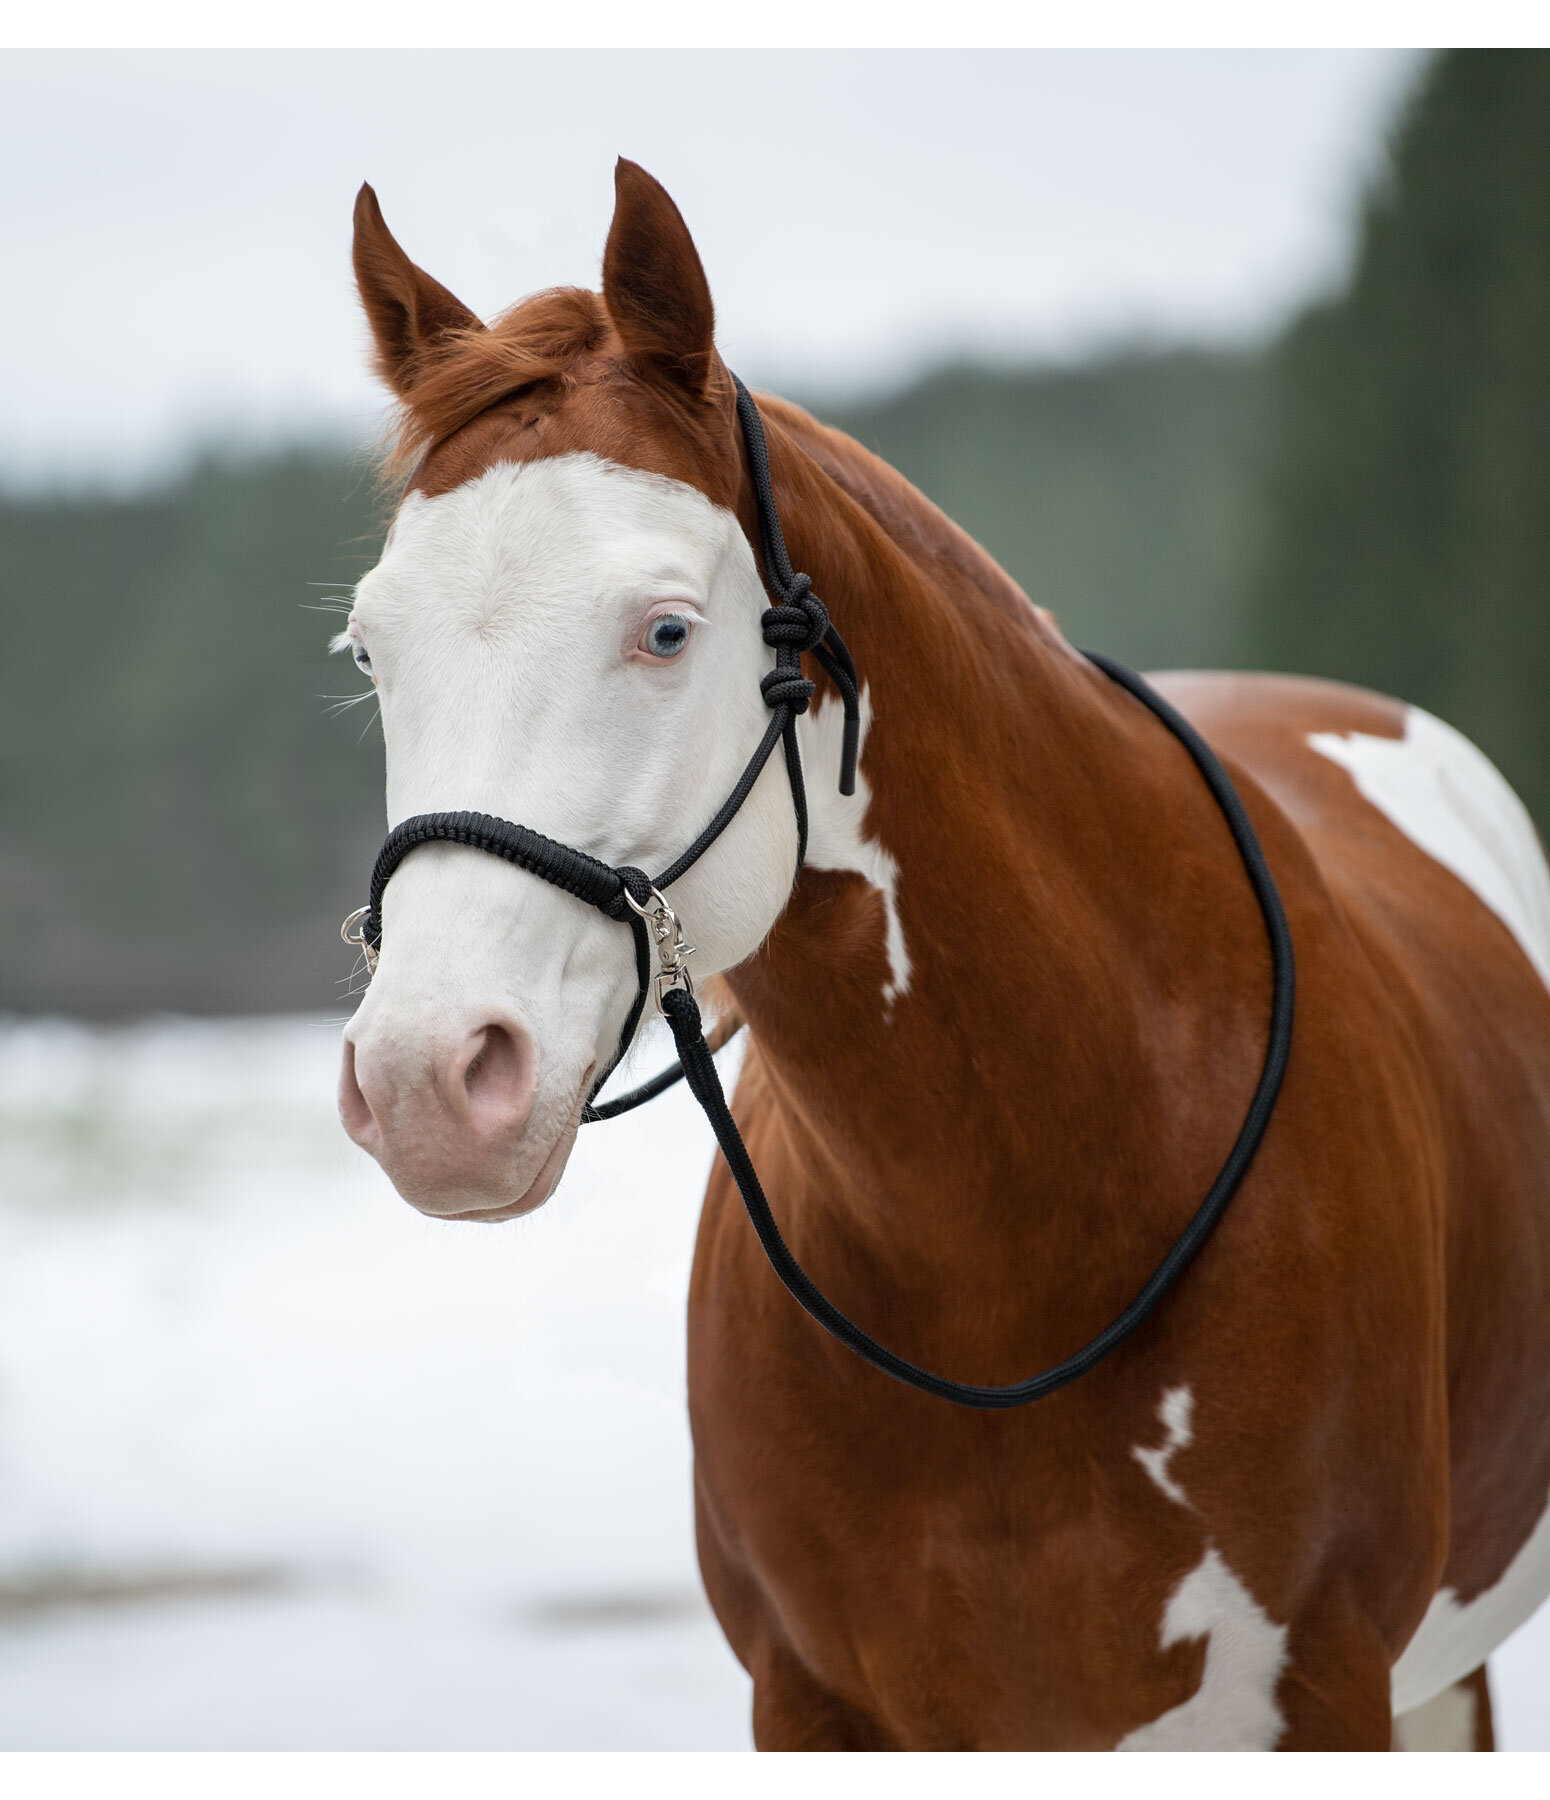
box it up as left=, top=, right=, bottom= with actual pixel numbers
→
left=353, top=641, right=373, bottom=675
left=641, top=613, right=692, bottom=660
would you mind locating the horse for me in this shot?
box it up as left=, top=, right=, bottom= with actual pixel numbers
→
left=334, top=159, right=1550, bottom=1750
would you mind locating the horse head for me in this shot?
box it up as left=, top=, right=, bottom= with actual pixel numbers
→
left=336, top=163, right=819, bottom=1221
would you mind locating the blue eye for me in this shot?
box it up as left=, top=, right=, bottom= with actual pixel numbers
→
left=642, top=613, right=692, bottom=659
left=352, top=640, right=373, bottom=675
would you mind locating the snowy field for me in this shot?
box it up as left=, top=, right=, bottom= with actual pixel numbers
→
left=0, top=1013, right=750, bottom=1749
left=0, top=1013, right=1546, bottom=1750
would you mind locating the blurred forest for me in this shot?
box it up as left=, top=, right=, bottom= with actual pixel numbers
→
left=2, top=50, right=1547, bottom=1017
left=1246, top=50, right=1550, bottom=827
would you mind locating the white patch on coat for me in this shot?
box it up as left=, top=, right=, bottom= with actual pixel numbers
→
left=1133, top=1385, right=1195, bottom=1508
left=1307, top=710, right=1550, bottom=1714
left=799, top=685, right=912, bottom=1007
left=1392, top=1677, right=1480, bottom=1751
left=1309, top=706, right=1550, bottom=991
left=1120, top=1386, right=1289, bottom=1749
left=1391, top=1489, right=1550, bottom=1715
left=1118, top=1548, right=1290, bottom=1750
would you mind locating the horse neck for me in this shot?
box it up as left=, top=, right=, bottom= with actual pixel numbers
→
left=721, top=400, right=1273, bottom=1342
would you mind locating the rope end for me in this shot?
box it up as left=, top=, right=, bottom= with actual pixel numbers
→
left=839, top=711, right=860, bottom=797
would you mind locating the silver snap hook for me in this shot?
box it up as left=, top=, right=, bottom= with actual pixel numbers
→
left=623, top=885, right=696, bottom=1008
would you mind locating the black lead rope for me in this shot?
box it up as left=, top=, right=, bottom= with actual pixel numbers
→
left=348, top=376, right=1295, bottom=1409
left=659, top=655, right=1296, bottom=1408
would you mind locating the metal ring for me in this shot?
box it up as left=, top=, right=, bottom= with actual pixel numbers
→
left=622, top=885, right=671, bottom=921
left=340, top=905, right=379, bottom=975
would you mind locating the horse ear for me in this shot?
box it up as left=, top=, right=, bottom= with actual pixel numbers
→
left=352, top=182, right=483, bottom=400
left=602, top=159, right=716, bottom=396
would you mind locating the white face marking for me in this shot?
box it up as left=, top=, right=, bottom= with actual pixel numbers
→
left=341, top=453, right=910, bottom=1212
left=1118, top=1547, right=1290, bottom=1750
left=1309, top=707, right=1550, bottom=991
left=799, top=685, right=912, bottom=1007
left=1133, top=1384, right=1194, bottom=1508
left=1392, top=1676, right=1480, bottom=1750
left=1391, top=1488, right=1550, bottom=1715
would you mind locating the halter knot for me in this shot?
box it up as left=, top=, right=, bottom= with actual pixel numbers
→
left=605, top=865, right=654, bottom=922
left=760, top=667, right=817, bottom=713
left=761, top=576, right=830, bottom=655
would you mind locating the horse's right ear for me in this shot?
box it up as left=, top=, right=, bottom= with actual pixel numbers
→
left=352, top=183, right=484, bottom=400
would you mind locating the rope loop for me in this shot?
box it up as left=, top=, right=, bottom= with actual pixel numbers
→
left=760, top=668, right=817, bottom=713
left=606, top=864, right=654, bottom=921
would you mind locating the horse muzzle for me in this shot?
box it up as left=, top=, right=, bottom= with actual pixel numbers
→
left=338, top=1005, right=590, bottom=1220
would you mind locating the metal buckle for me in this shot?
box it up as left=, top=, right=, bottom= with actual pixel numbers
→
left=623, top=885, right=696, bottom=1009
left=340, top=905, right=379, bottom=975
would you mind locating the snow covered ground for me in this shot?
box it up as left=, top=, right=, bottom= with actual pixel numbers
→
left=0, top=1013, right=750, bottom=1748
left=0, top=1013, right=1545, bottom=1749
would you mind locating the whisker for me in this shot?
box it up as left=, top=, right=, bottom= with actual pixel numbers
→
left=336, top=957, right=373, bottom=996
left=321, top=692, right=377, bottom=718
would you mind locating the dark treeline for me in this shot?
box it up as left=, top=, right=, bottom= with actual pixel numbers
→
left=0, top=457, right=388, bottom=1013
left=3, top=50, right=1546, bottom=1017
left=1246, top=50, right=1550, bottom=829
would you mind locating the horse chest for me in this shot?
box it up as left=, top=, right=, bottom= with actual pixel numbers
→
left=693, top=1380, right=1305, bottom=1746
left=685, top=1118, right=1446, bottom=1748
left=688, top=1278, right=1292, bottom=1749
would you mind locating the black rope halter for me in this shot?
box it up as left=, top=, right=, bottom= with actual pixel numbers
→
left=343, top=374, right=1295, bottom=1409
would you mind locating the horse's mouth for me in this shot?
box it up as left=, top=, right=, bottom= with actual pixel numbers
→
left=433, top=1071, right=592, bottom=1223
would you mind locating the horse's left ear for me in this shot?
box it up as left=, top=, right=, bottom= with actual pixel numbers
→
left=602, top=159, right=716, bottom=397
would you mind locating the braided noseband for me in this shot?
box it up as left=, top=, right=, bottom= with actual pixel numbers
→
left=343, top=375, right=1294, bottom=1407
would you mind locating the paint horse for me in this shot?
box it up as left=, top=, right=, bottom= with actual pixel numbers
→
left=336, top=161, right=1550, bottom=1749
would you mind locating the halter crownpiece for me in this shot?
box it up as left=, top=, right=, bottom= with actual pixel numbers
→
left=341, top=377, right=1295, bottom=1409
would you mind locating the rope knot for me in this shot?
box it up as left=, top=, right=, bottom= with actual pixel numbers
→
left=761, top=576, right=830, bottom=656
left=760, top=668, right=817, bottom=713
left=606, top=865, right=654, bottom=921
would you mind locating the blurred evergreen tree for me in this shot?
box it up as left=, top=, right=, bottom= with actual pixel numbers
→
left=824, top=350, right=1267, bottom=674
left=1247, top=50, right=1550, bottom=824
left=0, top=455, right=387, bottom=1013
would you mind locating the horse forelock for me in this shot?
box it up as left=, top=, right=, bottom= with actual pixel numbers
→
left=381, top=287, right=753, bottom=517
left=378, top=285, right=602, bottom=482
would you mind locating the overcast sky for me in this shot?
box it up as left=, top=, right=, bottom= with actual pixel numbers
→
left=1, top=49, right=1423, bottom=487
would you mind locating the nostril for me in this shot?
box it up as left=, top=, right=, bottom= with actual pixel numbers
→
left=463, top=1038, right=491, bottom=1096
left=338, top=1037, right=377, bottom=1147
left=454, top=1021, right=536, bottom=1136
